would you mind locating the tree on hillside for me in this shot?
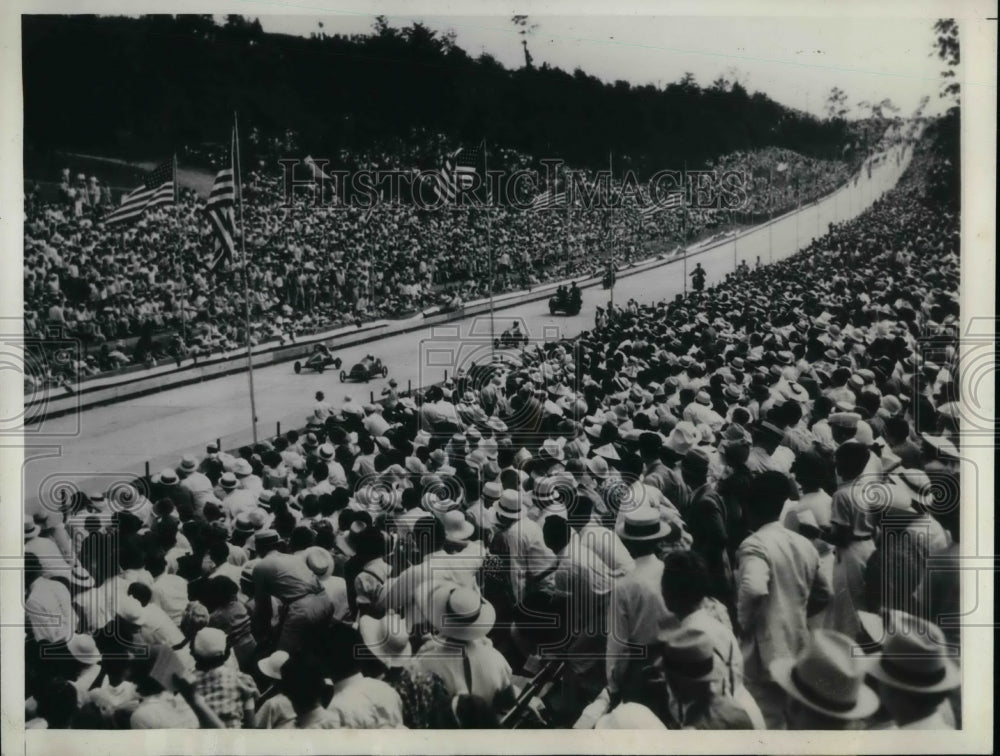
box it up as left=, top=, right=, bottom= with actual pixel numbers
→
left=933, top=18, right=960, bottom=105
left=825, top=87, right=849, bottom=121
left=511, top=15, right=538, bottom=68
left=20, top=15, right=853, bottom=171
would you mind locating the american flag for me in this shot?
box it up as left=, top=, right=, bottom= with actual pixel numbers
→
left=639, top=190, right=683, bottom=221
left=102, top=160, right=175, bottom=225
left=434, top=144, right=485, bottom=204
left=531, top=188, right=566, bottom=212
left=205, top=131, right=238, bottom=271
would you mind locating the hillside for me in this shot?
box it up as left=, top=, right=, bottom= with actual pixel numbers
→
left=22, top=14, right=855, bottom=175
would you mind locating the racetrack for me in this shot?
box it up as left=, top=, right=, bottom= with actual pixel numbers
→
left=21, top=145, right=912, bottom=513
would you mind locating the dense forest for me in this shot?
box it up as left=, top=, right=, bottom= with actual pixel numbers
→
left=24, top=14, right=862, bottom=174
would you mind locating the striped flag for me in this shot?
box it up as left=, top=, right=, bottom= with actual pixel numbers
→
left=640, top=190, right=683, bottom=221
left=205, top=131, right=238, bottom=271
left=531, top=188, right=566, bottom=212
left=102, top=160, right=175, bottom=225
left=434, top=144, right=485, bottom=204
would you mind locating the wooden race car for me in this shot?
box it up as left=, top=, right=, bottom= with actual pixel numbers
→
left=340, top=355, right=388, bottom=383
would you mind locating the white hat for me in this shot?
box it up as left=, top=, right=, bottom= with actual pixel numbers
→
left=868, top=613, right=960, bottom=693
left=770, top=629, right=879, bottom=720
left=430, top=586, right=496, bottom=642
left=596, top=702, right=667, bottom=729
left=358, top=612, right=412, bottom=668
left=116, top=596, right=146, bottom=625
left=494, top=489, right=524, bottom=520
left=888, top=468, right=934, bottom=507
left=442, top=510, right=475, bottom=543
left=159, top=468, right=179, bottom=485
left=257, top=650, right=290, bottom=680
left=192, top=627, right=228, bottom=659
left=615, top=504, right=673, bottom=542
left=67, top=633, right=101, bottom=665
left=23, top=518, right=40, bottom=541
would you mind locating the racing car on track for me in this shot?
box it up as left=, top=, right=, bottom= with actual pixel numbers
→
left=294, top=344, right=343, bottom=374
left=494, top=322, right=530, bottom=350
left=548, top=283, right=582, bottom=316
left=340, top=355, right=388, bottom=383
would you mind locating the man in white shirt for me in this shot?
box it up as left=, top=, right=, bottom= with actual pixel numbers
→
left=24, top=554, right=77, bottom=643
left=325, top=624, right=405, bottom=728
left=605, top=505, right=680, bottom=701
left=736, top=471, right=831, bottom=729
left=177, top=454, right=215, bottom=512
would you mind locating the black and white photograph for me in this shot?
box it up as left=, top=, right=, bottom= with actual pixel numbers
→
left=0, top=2, right=995, bottom=753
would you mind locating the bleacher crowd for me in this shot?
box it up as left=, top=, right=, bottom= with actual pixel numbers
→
left=22, top=137, right=959, bottom=732
left=22, top=142, right=850, bottom=389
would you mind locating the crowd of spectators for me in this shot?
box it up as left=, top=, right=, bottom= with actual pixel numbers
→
left=23, top=134, right=961, bottom=732
left=23, top=139, right=852, bottom=391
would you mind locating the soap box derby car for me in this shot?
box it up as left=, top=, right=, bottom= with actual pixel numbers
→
left=294, top=344, right=342, bottom=374
left=340, top=355, right=388, bottom=383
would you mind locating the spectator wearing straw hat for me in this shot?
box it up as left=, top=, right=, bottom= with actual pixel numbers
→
left=605, top=504, right=679, bottom=702
left=412, top=585, right=515, bottom=714
left=24, top=553, right=77, bottom=644
left=868, top=613, right=960, bottom=729
left=770, top=629, right=880, bottom=729
left=660, top=550, right=765, bottom=729
left=250, top=529, right=334, bottom=654
left=657, top=624, right=757, bottom=729
left=154, top=467, right=197, bottom=517
left=489, top=489, right=555, bottom=604
left=178, top=454, right=215, bottom=512
left=324, top=622, right=405, bottom=728
left=358, top=611, right=453, bottom=728
left=24, top=515, right=73, bottom=577
left=825, top=441, right=879, bottom=640
left=253, top=650, right=297, bottom=729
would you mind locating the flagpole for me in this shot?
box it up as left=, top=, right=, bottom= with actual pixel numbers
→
left=732, top=208, right=737, bottom=273
left=608, top=150, right=615, bottom=315
left=173, top=153, right=187, bottom=345
left=484, top=141, right=495, bottom=361
left=234, top=112, right=259, bottom=445
left=796, top=190, right=801, bottom=251
left=564, top=168, right=571, bottom=263
left=682, top=161, right=687, bottom=296
left=768, top=166, right=774, bottom=264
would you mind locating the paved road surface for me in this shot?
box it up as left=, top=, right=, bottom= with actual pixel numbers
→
left=21, top=146, right=912, bottom=512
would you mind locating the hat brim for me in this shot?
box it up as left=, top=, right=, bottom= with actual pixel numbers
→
left=359, top=617, right=412, bottom=668
left=615, top=519, right=674, bottom=542
left=866, top=654, right=961, bottom=694
left=494, top=505, right=524, bottom=521
left=257, top=657, right=286, bottom=680
left=434, top=597, right=497, bottom=642
left=769, top=658, right=880, bottom=720
left=445, top=521, right=476, bottom=542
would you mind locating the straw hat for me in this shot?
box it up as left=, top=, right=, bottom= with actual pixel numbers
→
left=442, top=510, right=475, bottom=543
left=770, top=630, right=879, bottom=720
left=358, top=612, right=412, bottom=668
left=659, top=624, right=723, bottom=682
left=257, top=650, right=290, bottom=680
left=615, top=505, right=673, bottom=542
left=868, top=614, right=960, bottom=694
left=430, top=586, right=496, bottom=642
